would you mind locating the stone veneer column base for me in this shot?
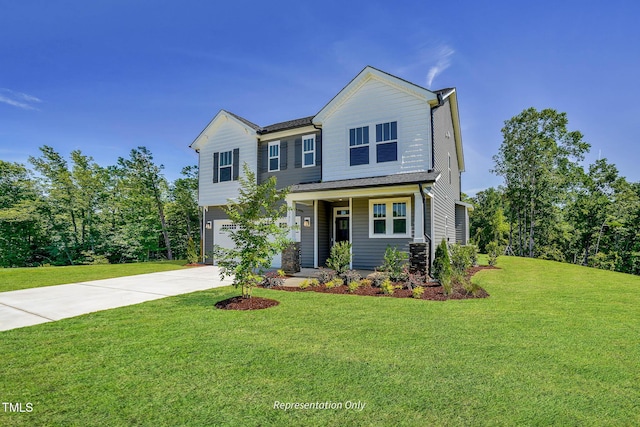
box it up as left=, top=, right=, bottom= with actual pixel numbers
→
left=281, top=242, right=301, bottom=274
left=409, top=242, right=429, bottom=276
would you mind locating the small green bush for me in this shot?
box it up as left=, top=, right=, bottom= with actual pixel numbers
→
left=412, top=286, right=425, bottom=299
left=347, top=280, right=361, bottom=293
left=360, top=278, right=373, bottom=287
left=186, top=237, right=199, bottom=264
left=404, top=265, right=428, bottom=290
left=379, top=245, right=408, bottom=281
left=299, top=278, right=318, bottom=289
left=487, top=241, right=500, bottom=266
left=450, top=243, right=473, bottom=276
left=326, top=241, right=352, bottom=274
left=441, top=274, right=453, bottom=296
left=262, top=270, right=285, bottom=288
left=325, top=278, right=344, bottom=289
left=380, top=278, right=398, bottom=295
left=432, top=239, right=452, bottom=282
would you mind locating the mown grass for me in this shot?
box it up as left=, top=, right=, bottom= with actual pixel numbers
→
left=0, top=260, right=187, bottom=292
left=1, top=256, right=639, bottom=426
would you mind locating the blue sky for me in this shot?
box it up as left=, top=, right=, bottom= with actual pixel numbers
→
left=2, top=0, right=639, bottom=194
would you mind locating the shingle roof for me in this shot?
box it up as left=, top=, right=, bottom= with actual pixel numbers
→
left=225, top=111, right=261, bottom=131
left=260, top=116, right=315, bottom=134
left=290, top=171, right=441, bottom=193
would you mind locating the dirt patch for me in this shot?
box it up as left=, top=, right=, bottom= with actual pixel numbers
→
left=215, top=296, right=280, bottom=310
left=267, top=266, right=496, bottom=301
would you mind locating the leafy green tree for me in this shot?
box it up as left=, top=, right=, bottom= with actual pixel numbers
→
left=492, top=108, right=589, bottom=258
left=165, top=166, right=200, bottom=259
left=469, top=187, right=508, bottom=252
left=0, top=161, right=46, bottom=266
left=214, top=164, right=292, bottom=298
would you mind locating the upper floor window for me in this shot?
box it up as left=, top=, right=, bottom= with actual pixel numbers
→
left=268, top=141, right=280, bottom=172
left=219, top=150, right=233, bottom=182
left=349, top=126, right=369, bottom=166
left=376, top=121, right=398, bottom=163
left=369, top=197, right=411, bottom=238
left=302, top=135, right=315, bottom=167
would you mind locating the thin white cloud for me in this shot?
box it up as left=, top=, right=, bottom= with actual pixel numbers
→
left=0, top=88, right=42, bottom=110
left=426, top=45, right=455, bottom=88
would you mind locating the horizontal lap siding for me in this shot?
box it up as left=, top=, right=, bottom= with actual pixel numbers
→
left=321, top=78, right=431, bottom=182
left=298, top=204, right=315, bottom=268
left=432, top=98, right=460, bottom=245
left=351, top=197, right=413, bottom=270
left=198, top=120, right=257, bottom=206
left=455, top=204, right=465, bottom=244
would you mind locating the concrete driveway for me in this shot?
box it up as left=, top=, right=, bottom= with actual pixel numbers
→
left=0, top=266, right=232, bottom=332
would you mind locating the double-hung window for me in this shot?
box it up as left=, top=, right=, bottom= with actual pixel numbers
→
left=375, top=121, right=398, bottom=163
left=349, top=126, right=369, bottom=166
left=369, top=197, right=411, bottom=238
left=219, top=150, right=233, bottom=182
left=268, top=141, right=280, bottom=172
left=302, top=135, right=315, bottom=167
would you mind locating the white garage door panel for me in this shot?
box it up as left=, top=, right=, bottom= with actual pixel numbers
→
left=212, top=218, right=299, bottom=268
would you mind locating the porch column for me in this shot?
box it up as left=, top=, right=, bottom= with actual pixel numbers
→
left=413, top=191, right=425, bottom=243
left=288, top=200, right=297, bottom=241
left=313, top=200, right=319, bottom=268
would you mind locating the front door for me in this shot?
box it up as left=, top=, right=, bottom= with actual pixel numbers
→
left=333, top=207, right=350, bottom=243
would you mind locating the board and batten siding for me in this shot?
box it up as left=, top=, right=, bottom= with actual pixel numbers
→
left=198, top=119, right=257, bottom=207
left=432, top=97, right=460, bottom=246
left=351, top=197, right=414, bottom=270
left=257, top=131, right=322, bottom=189
left=320, top=77, right=432, bottom=182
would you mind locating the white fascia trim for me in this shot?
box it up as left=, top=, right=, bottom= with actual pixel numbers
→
left=258, top=125, right=317, bottom=141
left=190, top=109, right=257, bottom=151
left=286, top=184, right=419, bottom=203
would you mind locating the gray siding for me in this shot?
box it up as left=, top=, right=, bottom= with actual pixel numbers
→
left=258, top=131, right=322, bottom=189
left=455, top=204, right=466, bottom=244
left=432, top=98, right=460, bottom=247
left=297, top=203, right=315, bottom=268
left=203, top=206, right=228, bottom=265
left=317, top=200, right=330, bottom=266
left=350, top=197, right=413, bottom=270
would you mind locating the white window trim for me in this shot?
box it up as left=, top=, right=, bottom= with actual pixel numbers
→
left=348, top=119, right=399, bottom=166
left=302, top=134, right=316, bottom=168
left=219, top=150, right=233, bottom=182
left=268, top=141, right=280, bottom=172
left=368, top=197, right=412, bottom=239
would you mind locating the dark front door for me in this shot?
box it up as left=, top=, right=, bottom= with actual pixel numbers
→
left=335, top=217, right=349, bottom=242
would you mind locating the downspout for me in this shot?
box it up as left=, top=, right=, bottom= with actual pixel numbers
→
left=418, top=183, right=432, bottom=277
left=430, top=93, right=445, bottom=170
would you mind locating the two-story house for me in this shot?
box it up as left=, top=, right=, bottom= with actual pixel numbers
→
left=189, top=66, right=471, bottom=271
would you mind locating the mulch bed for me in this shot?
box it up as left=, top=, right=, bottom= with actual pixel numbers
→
left=215, top=296, right=280, bottom=310
left=268, top=265, right=496, bottom=301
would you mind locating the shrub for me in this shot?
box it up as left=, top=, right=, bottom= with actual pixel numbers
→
left=186, top=237, right=199, bottom=264
left=341, top=269, right=361, bottom=285
left=380, top=278, right=398, bottom=295
left=379, top=245, right=408, bottom=281
left=360, top=278, right=373, bottom=287
left=262, top=270, right=285, bottom=288
left=368, top=271, right=390, bottom=287
left=325, top=277, right=344, bottom=289
left=347, top=280, right=361, bottom=293
left=316, top=268, right=336, bottom=284
left=403, top=265, right=428, bottom=290
left=441, top=274, right=453, bottom=296
left=486, top=241, right=500, bottom=266
left=450, top=243, right=473, bottom=276
left=432, top=239, right=452, bottom=282
left=326, top=241, right=352, bottom=274
left=299, top=279, right=311, bottom=289
left=412, top=286, right=425, bottom=299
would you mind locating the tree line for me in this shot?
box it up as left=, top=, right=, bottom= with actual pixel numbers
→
left=0, top=146, right=199, bottom=267
left=470, top=107, right=640, bottom=275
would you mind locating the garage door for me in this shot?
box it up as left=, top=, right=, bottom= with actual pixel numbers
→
left=213, top=218, right=299, bottom=268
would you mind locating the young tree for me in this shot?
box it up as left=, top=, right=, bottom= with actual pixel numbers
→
left=214, top=164, right=292, bottom=298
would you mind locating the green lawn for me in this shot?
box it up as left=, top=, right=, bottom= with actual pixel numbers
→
left=0, top=260, right=187, bottom=292
left=1, top=257, right=639, bottom=426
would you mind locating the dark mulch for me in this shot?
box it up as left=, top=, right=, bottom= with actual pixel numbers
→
left=268, top=266, right=497, bottom=301
left=215, top=296, right=280, bottom=310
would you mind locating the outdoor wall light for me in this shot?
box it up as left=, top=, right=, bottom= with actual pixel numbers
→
left=303, top=217, right=311, bottom=227
left=205, top=221, right=212, bottom=230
